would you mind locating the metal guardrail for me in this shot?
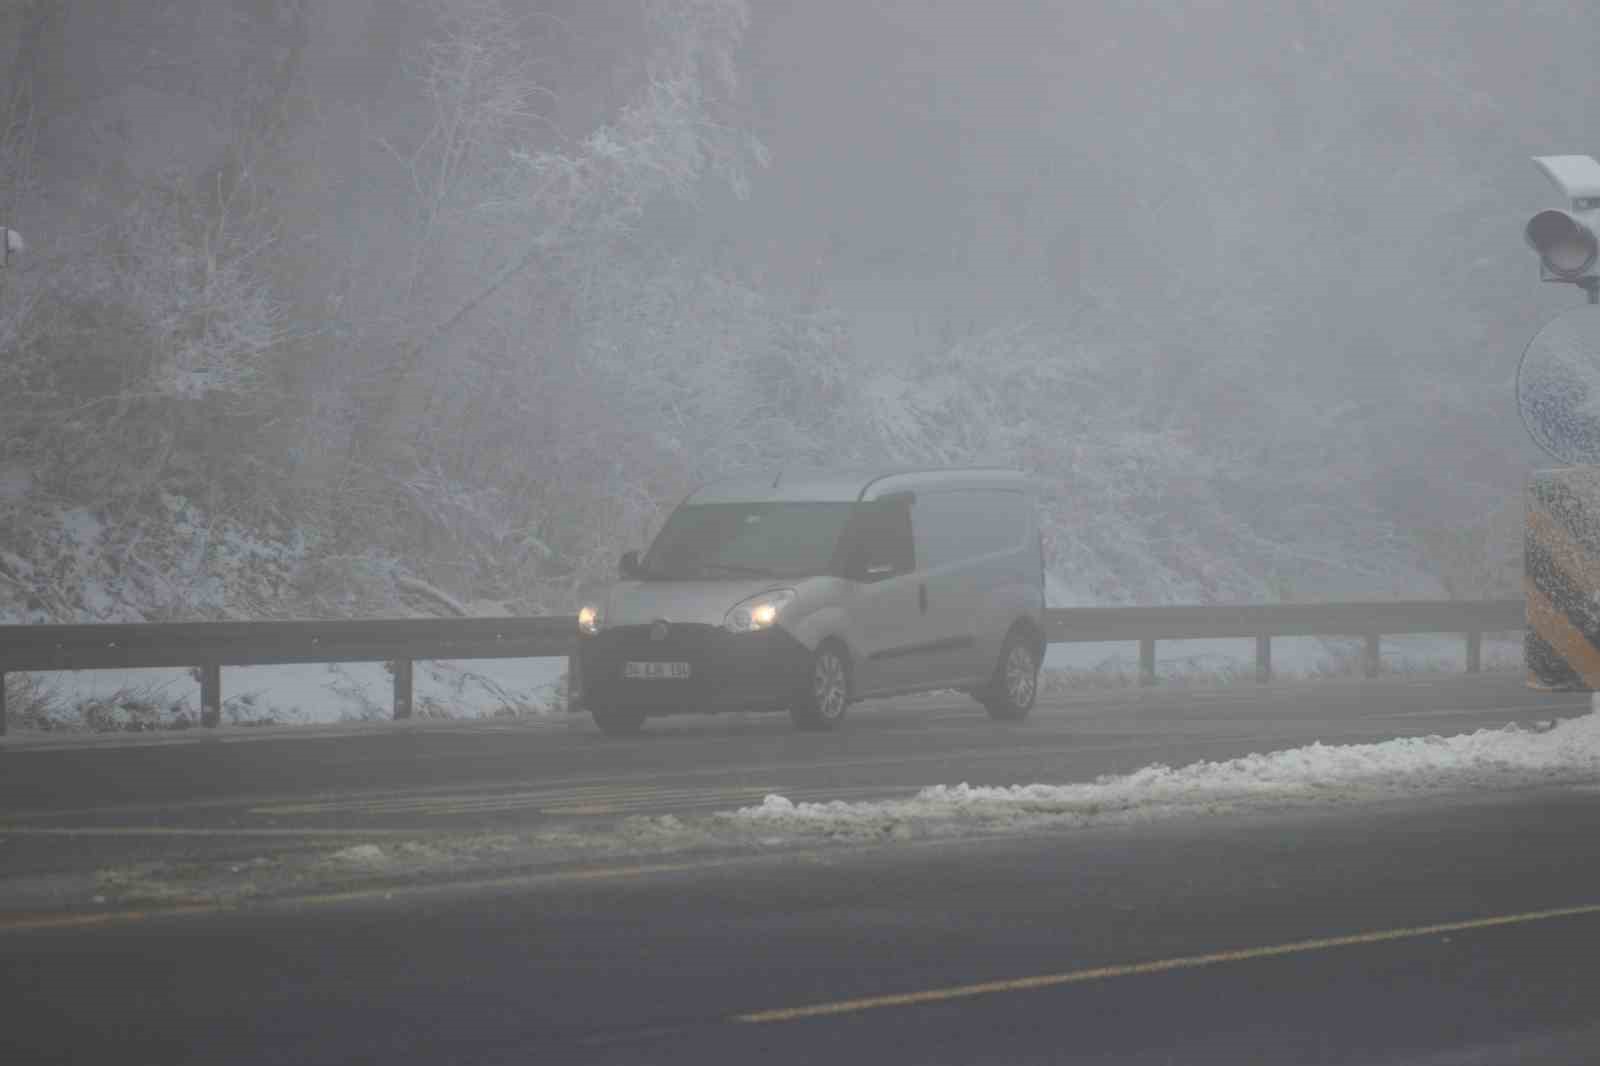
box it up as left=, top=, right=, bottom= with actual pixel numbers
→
left=0, top=600, right=1524, bottom=734
left=1045, top=599, right=1525, bottom=687
left=0, top=617, right=575, bottom=734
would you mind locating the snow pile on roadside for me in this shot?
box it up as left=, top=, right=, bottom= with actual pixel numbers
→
left=325, top=844, right=389, bottom=866
left=723, top=713, right=1600, bottom=841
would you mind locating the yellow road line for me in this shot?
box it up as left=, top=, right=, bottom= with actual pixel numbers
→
left=0, top=826, right=433, bottom=838
left=0, top=905, right=220, bottom=933
left=0, top=853, right=831, bottom=933
left=1368, top=702, right=1589, bottom=721
left=249, top=783, right=898, bottom=818
left=535, top=789, right=896, bottom=817
left=248, top=782, right=782, bottom=816
left=282, top=858, right=729, bottom=909
left=252, top=792, right=750, bottom=817
left=733, top=901, right=1600, bottom=1023
left=2, top=784, right=894, bottom=832
left=0, top=743, right=1110, bottom=818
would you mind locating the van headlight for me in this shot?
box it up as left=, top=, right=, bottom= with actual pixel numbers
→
left=578, top=604, right=604, bottom=636
left=723, top=589, right=795, bottom=634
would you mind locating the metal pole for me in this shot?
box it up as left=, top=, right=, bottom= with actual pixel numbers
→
left=393, top=659, right=413, bottom=720
left=1255, top=635, right=1271, bottom=683
left=1139, top=638, right=1156, bottom=686
left=201, top=664, right=222, bottom=727
left=1, top=670, right=7, bottom=735
left=566, top=653, right=582, bottom=712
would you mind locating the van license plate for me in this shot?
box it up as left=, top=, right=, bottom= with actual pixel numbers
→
left=624, top=661, right=691, bottom=679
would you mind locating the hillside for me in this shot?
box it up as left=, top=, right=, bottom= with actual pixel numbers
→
left=0, top=0, right=1545, bottom=626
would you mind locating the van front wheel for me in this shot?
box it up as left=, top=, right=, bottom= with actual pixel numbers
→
left=981, top=630, right=1039, bottom=721
left=790, top=644, right=850, bottom=731
left=591, top=704, right=646, bottom=737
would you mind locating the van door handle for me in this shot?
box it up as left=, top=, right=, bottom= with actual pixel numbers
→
left=919, top=583, right=928, bottom=613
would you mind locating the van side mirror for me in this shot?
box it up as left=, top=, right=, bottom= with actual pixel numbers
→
left=620, top=550, right=643, bottom=579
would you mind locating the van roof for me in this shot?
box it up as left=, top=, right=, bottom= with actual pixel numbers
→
left=686, top=467, right=1035, bottom=504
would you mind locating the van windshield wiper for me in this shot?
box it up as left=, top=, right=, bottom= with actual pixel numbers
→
left=693, top=562, right=779, bottom=578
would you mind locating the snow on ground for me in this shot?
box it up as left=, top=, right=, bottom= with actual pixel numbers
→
left=718, top=711, right=1600, bottom=843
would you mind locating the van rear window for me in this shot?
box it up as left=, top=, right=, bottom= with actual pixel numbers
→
left=913, top=490, right=1029, bottom=569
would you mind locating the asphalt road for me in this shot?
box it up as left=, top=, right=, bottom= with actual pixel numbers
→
left=0, top=673, right=1582, bottom=824
left=6, top=783, right=1600, bottom=1064
left=2, top=674, right=1598, bottom=1064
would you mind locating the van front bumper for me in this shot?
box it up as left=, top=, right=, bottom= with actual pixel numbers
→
left=577, top=623, right=813, bottom=715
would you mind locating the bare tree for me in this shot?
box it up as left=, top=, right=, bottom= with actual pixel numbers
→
left=307, top=0, right=769, bottom=607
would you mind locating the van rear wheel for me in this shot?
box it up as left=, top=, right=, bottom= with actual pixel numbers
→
left=981, top=630, right=1039, bottom=721
left=790, top=644, right=850, bottom=731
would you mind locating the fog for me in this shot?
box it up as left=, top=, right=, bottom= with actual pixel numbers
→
left=0, top=0, right=1590, bottom=622
left=734, top=3, right=1584, bottom=380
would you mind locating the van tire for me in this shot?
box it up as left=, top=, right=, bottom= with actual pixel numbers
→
left=790, top=643, right=851, bottom=731
left=981, top=628, right=1040, bottom=721
left=591, top=704, right=646, bottom=737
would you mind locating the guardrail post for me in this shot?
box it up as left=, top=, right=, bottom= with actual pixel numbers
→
left=200, top=663, right=222, bottom=727
left=393, top=659, right=413, bottom=720
left=1255, top=636, right=1271, bottom=683
left=566, top=653, right=581, bottom=713
left=1139, top=638, right=1156, bottom=686
left=1363, top=634, right=1380, bottom=679
left=1466, top=631, right=1482, bottom=674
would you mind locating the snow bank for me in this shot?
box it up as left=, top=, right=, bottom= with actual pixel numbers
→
left=721, top=713, right=1600, bottom=841
left=326, top=844, right=388, bottom=866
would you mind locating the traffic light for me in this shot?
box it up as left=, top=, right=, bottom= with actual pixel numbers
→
left=1526, top=155, right=1600, bottom=294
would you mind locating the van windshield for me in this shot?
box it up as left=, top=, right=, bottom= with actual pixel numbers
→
left=640, top=502, right=855, bottom=580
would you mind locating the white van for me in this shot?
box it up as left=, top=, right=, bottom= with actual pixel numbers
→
left=575, top=468, right=1046, bottom=735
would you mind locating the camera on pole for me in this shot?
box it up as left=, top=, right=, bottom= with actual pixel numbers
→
left=1526, top=155, right=1600, bottom=302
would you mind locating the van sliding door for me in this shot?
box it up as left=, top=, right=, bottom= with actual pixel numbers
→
left=911, top=489, right=1032, bottom=686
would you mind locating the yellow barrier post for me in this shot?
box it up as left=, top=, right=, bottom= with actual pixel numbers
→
left=1525, top=467, right=1600, bottom=689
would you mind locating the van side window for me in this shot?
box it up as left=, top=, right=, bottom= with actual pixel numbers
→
left=840, top=496, right=915, bottom=579
left=913, top=490, right=1027, bottom=569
